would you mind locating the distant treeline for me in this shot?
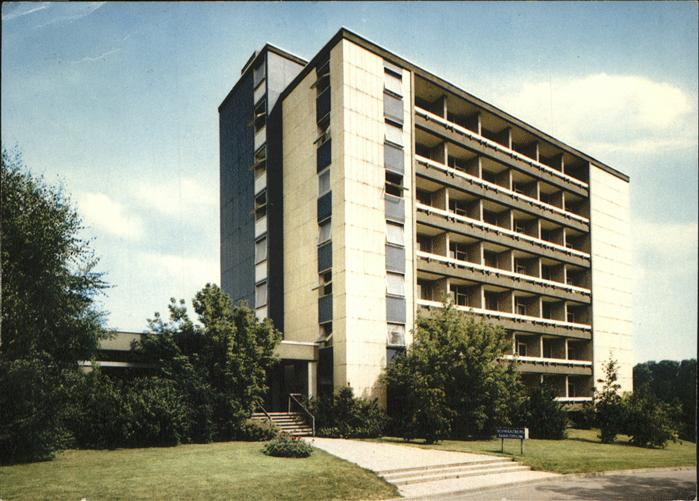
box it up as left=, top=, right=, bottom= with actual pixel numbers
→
left=633, top=359, right=696, bottom=441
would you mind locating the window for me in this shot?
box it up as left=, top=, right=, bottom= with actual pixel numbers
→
left=484, top=291, right=499, bottom=311
left=517, top=342, right=528, bottom=357
left=482, top=169, right=498, bottom=183
left=255, top=238, right=267, bottom=263
left=253, top=62, right=266, bottom=88
left=543, top=342, right=553, bottom=359
left=566, top=311, right=576, bottom=323
left=542, top=265, right=553, bottom=280
left=514, top=259, right=527, bottom=275
left=449, top=199, right=469, bottom=217
left=384, top=92, right=403, bottom=123
left=568, top=345, right=579, bottom=360
left=386, top=222, right=404, bottom=246
left=416, top=189, right=431, bottom=205
left=451, top=285, right=469, bottom=306
left=384, top=142, right=404, bottom=174
left=483, top=209, right=498, bottom=225
left=319, top=271, right=332, bottom=296
left=513, top=182, right=526, bottom=195
left=255, top=282, right=267, bottom=306
left=385, top=122, right=403, bottom=146
left=318, top=169, right=330, bottom=197
left=449, top=242, right=468, bottom=261
left=417, top=280, right=432, bottom=300
left=319, top=219, right=331, bottom=244
left=254, top=99, right=266, bottom=130
left=385, top=171, right=403, bottom=197
left=515, top=300, right=527, bottom=316
left=514, top=220, right=526, bottom=233
left=320, top=322, right=332, bottom=340
left=384, top=72, right=402, bottom=96
left=541, top=229, right=554, bottom=242
left=417, top=235, right=432, bottom=253
left=386, top=272, right=405, bottom=296
left=542, top=302, right=554, bottom=319
left=568, top=382, right=576, bottom=398
left=255, top=192, right=267, bottom=220
left=387, top=324, right=406, bottom=346
left=484, top=250, right=498, bottom=268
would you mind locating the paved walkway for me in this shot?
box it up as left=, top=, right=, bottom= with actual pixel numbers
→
left=445, top=468, right=697, bottom=500
left=306, top=437, right=558, bottom=498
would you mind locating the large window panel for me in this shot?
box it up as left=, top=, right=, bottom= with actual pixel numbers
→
left=386, top=222, right=404, bottom=246
left=318, top=169, right=330, bottom=197
left=384, top=142, right=404, bottom=175
left=255, top=238, right=267, bottom=263
left=387, top=323, right=406, bottom=347
left=255, top=282, right=267, bottom=306
left=386, top=272, right=405, bottom=297
left=319, top=219, right=332, bottom=244
left=385, top=122, right=403, bottom=146
left=384, top=93, right=403, bottom=123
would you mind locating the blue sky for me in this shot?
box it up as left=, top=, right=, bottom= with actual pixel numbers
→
left=2, top=2, right=697, bottom=363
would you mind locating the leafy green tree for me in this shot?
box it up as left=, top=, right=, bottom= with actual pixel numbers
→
left=523, top=384, right=568, bottom=439
left=384, top=302, right=523, bottom=441
left=311, top=387, right=386, bottom=439
left=137, top=284, right=281, bottom=441
left=633, top=359, right=696, bottom=441
left=1, top=148, right=108, bottom=463
left=594, top=358, right=625, bottom=443
left=623, top=391, right=679, bottom=448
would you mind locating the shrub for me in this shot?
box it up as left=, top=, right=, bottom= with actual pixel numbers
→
left=127, top=377, right=190, bottom=447
left=595, top=358, right=625, bottom=443
left=262, top=433, right=313, bottom=458
left=311, top=387, right=386, bottom=439
left=624, top=392, right=679, bottom=448
left=568, top=401, right=596, bottom=430
left=524, top=384, right=568, bottom=439
left=238, top=419, right=278, bottom=441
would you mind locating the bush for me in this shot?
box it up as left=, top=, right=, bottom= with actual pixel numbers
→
left=595, top=358, right=625, bottom=443
left=311, top=387, right=386, bottom=439
left=262, top=433, right=313, bottom=458
left=127, top=377, right=190, bottom=447
left=524, top=384, right=567, bottom=439
left=624, top=392, right=679, bottom=448
left=238, top=419, right=278, bottom=441
left=568, top=401, right=596, bottom=430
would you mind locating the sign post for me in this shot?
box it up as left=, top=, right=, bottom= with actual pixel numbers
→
left=496, top=427, right=529, bottom=455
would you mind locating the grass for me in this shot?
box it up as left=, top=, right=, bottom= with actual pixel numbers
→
left=0, top=441, right=398, bottom=501
left=372, top=428, right=697, bottom=474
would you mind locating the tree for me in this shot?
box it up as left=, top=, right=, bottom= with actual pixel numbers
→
left=1, top=148, right=108, bottom=463
left=594, top=358, right=625, bottom=443
left=633, top=359, right=696, bottom=441
left=624, top=391, right=679, bottom=448
left=384, top=302, right=524, bottom=441
left=136, top=284, right=281, bottom=441
left=523, top=383, right=568, bottom=439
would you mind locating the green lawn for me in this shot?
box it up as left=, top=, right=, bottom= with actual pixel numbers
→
left=0, top=441, right=398, bottom=501
left=373, top=428, right=696, bottom=474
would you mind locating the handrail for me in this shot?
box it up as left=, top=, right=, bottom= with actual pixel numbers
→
left=256, top=405, right=273, bottom=425
left=288, top=393, right=315, bottom=437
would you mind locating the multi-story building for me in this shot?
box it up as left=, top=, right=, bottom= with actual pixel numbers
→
left=219, top=28, right=632, bottom=410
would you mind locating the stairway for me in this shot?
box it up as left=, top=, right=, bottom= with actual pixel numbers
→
left=377, top=457, right=530, bottom=486
left=251, top=411, right=313, bottom=437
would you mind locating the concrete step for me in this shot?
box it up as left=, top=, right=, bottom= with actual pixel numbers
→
left=386, top=464, right=531, bottom=486
left=377, top=458, right=508, bottom=476
left=381, top=459, right=515, bottom=481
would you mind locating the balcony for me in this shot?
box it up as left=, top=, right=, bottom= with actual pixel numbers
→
left=417, top=251, right=590, bottom=302
left=502, top=354, right=592, bottom=376
left=417, top=298, right=591, bottom=339
left=416, top=203, right=590, bottom=266
left=414, top=107, right=588, bottom=195
left=415, top=155, right=589, bottom=230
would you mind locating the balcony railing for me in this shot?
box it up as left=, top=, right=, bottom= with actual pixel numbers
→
left=416, top=203, right=590, bottom=259
left=555, top=396, right=592, bottom=403
left=502, top=354, right=592, bottom=366
left=417, top=298, right=592, bottom=330
left=415, top=107, right=589, bottom=189
left=417, top=251, right=591, bottom=296
left=415, top=155, right=589, bottom=224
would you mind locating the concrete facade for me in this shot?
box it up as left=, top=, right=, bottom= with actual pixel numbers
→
left=219, top=29, right=632, bottom=407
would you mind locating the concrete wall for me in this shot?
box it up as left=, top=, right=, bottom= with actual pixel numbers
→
left=590, top=165, right=633, bottom=392
left=282, top=68, right=320, bottom=344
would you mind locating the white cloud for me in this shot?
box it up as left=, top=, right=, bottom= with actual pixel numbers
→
left=494, top=73, right=697, bottom=156
left=2, top=2, right=50, bottom=21
left=78, top=191, right=144, bottom=240
left=134, top=176, right=217, bottom=218
left=140, top=252, right=218, bottom=282
left=70, top=47, right=121, bottom=65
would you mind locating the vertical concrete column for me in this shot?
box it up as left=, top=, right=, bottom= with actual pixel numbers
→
left=308, top=361, right=318, bottom=399
left=432, top=187, right=449, bottom=210
left=432, top=232, right=449, bottom=257
left=465, top=112, right=481, bottom=135
left=497, top=250, right=513, bottom=271
left=465, top=156, right=481, bottom=177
